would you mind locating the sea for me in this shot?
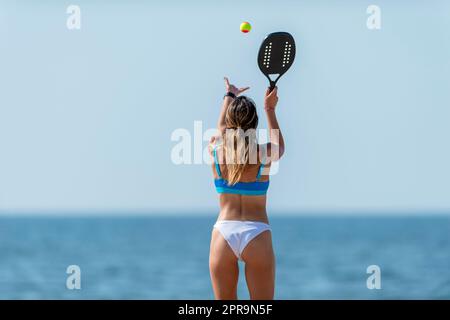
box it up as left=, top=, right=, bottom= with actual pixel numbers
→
left=0, top=215, right=449, bottom=299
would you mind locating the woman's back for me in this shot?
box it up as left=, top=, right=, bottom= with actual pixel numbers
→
left=211, top=144, right=271, bottom=223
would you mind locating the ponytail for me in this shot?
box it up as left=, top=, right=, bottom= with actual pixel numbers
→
left=221, top=96, right=259, bottom=185
left=223, top=128, right=257, bottom=185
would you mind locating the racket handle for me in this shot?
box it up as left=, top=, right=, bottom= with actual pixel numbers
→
left=269, top=81, right=276, bottom=92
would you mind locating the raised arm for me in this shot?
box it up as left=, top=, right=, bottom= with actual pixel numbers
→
left=263, top=87, right=285, bottom=161
left=217, top=77, right=249, bottom=134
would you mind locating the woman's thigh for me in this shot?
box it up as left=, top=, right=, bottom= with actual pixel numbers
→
left=241, top=231, right=275, bottom=300
left=209, top=229, right=239, bottom=300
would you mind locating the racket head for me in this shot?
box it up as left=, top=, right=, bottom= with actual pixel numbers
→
left=257, top=32, right=296, bottom=88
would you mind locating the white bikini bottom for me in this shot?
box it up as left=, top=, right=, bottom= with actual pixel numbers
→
left=213, top=220, right=271, bottom=260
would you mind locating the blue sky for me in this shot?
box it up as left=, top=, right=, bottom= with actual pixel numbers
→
left=0, top=1, right=449, bottom=214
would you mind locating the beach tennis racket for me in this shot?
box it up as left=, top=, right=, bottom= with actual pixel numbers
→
left=258, top=32, right=296, bottom=90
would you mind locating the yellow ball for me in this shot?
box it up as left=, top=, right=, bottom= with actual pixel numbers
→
left=240, top=22, right=251, bottom=33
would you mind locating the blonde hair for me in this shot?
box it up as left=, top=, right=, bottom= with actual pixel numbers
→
left=222, top=96, right=259, bottom=185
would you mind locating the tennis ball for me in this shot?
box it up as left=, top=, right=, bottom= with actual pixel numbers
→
left=240, top=22, right=251, bottom=33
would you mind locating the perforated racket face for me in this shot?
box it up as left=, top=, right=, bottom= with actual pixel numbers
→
left=258, top=32, right=296, bottom=88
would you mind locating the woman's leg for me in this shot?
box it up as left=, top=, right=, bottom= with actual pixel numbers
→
left=241, top=230, right=275, bottom=299
left=209, top=229, right=239, bottom=299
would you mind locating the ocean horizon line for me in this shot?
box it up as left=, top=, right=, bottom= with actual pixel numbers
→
left=0, top=209, right=449, bottom=218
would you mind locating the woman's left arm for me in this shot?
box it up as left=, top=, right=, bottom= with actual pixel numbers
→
left=217, top=77, right=249, bottom=133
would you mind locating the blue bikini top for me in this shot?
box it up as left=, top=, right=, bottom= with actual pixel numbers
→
left=213, top=145, right=269, bottom=196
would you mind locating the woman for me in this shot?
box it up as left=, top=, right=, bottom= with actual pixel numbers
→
left=209, top=77, right=285, bottom=300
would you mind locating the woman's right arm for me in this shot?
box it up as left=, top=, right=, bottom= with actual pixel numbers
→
left=263, top=87, right=285, bottom=161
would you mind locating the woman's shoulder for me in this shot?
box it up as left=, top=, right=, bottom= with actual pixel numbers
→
left=257, top=143, right=271, bottom=166
left=208, top=135, right=223, bottom=155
